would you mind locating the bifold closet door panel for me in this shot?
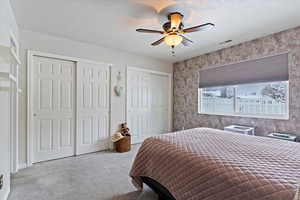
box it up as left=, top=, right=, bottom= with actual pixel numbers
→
left=150, top=73, right=170, bottom=134
left=76, top=62, right=110, bottom=155
left=127, top=70, right=151, bottom=144
left=33, top=56, right=75, bottom=163
left=127, top=69, right=171, bottom=144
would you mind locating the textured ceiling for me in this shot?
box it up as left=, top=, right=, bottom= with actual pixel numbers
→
left=11, top=0, right=300, bottom=63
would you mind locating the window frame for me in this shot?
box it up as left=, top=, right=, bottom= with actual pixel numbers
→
left=198, top=81, right=289, bottom=120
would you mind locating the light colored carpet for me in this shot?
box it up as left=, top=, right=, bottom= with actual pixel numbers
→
left=9, top=145, right=158, bottom=200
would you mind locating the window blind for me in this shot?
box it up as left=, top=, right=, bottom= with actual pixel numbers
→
left=199, top=53, right=289, bottom=88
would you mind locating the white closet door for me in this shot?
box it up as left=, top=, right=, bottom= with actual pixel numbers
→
left=150, top=73, right=170, bottom=135
left=76, top=62, right=110, bottom=155
left=33, top=56, right=75, bottom=163
left=127, top=69, right=170, bottom=144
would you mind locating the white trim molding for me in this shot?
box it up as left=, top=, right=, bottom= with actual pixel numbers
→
left=27, top=51, right=34, bottom=167
left=17, top=163, right=28, bottom=171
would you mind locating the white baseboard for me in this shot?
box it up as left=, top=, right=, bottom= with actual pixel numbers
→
left=17, top=163, right=27, bottom=170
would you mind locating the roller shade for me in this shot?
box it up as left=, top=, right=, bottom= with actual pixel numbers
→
left=199, top=53, right=289, bottom=88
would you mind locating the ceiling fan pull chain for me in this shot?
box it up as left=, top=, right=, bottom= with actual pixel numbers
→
left=171, top=45, right=175, bottom=56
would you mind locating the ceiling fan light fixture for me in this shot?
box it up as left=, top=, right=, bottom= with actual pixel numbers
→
left=164, top=34, right=183, bottom=46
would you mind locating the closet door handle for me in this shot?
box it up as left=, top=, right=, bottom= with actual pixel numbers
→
left=33, top=113, right=37, bottom=117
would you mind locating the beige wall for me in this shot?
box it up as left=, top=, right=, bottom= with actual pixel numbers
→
left=173, top=27, right=300, bottom=136
left=18, top=29, right=173, bottom=166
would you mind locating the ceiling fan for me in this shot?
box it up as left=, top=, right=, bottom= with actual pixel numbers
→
left=136, top=12, right=215, bottom=50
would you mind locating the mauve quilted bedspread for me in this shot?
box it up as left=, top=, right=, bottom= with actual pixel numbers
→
left=130, top=128, right=300, bottom=200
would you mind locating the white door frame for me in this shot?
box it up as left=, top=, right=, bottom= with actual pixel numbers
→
left=126, top=66, right=173, bottom=134
left=27, top=50, right=112, bottom=167
left=10, top=31, right=20, bottom=173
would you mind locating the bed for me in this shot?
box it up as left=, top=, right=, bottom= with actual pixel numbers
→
left=130, top=128, right=300, bottom=200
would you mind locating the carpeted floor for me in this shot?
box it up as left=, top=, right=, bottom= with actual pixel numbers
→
left=8, top=145, right=157, bottom=200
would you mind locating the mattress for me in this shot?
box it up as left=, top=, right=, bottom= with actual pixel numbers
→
left=130, top=128, right=300, bottom=200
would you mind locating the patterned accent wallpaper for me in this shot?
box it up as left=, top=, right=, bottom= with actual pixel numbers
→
left=173, top=27, right=300, bottom=136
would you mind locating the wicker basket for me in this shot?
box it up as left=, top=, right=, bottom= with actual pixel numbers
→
left=115, top=136, right=131, bottom=153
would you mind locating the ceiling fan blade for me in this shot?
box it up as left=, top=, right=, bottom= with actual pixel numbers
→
left=136, top=29, right=164, bottom=34
left=183, top=23, right=215, bottom=33
left=151, top=37, right=165, bottom=46
left=181, top=35, right=193, bottom=46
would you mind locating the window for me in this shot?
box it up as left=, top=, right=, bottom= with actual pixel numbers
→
left=199, top=81, right=289, bottom=119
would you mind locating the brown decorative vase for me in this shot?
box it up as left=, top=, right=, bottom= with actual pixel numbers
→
left=115, top=136, right=131, bottom=153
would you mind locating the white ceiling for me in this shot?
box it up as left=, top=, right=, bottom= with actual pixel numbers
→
left=11, top=0, right=300, bottom=63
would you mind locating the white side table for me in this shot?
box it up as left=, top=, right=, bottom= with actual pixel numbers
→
left=267, top=133, right=298, bottom=142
